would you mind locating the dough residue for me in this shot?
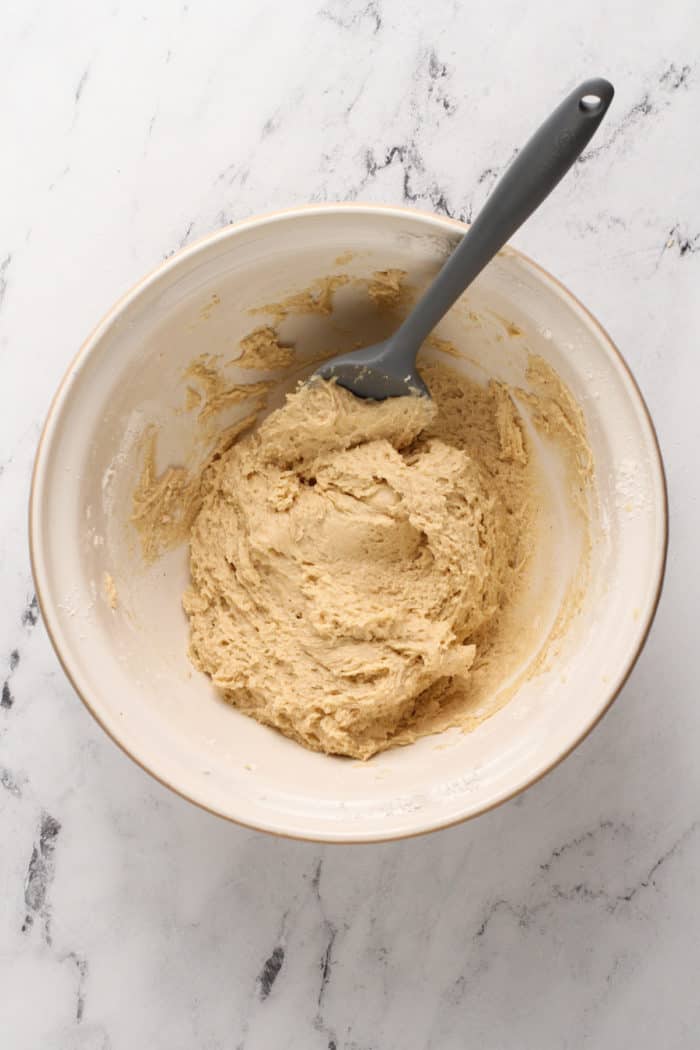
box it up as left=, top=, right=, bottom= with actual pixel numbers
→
left=364, top=268, right=407, bottom=309
left=520, top=353, right=594, bottom=484
left=183, top=355, right=272, bottom=422
left=103, top=572, right=118, bottom=610
left=131, top=411, right=261, bottom=564
left=182, top=367, right=537, bottom=759
left=233, top=326, right=295, bottom=370
left=199, top=293, right=221, bottom=320
left=251, top=275, right=350, bottom=322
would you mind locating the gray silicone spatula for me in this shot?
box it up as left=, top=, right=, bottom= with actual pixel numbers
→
left=315, top=78, right=614, bottom=399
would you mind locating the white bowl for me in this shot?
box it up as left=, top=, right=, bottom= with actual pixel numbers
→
left=30, top=205, right=667, bottom=842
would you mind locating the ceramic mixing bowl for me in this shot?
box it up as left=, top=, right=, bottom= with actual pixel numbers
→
left=30, top=205, right=667, bottom=842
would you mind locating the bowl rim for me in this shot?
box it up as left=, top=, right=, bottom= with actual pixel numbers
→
left=29, top=202, right=669, bottom=844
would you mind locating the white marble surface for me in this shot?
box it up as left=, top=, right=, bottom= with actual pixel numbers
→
left=2, top=1, right=699, bottom=1046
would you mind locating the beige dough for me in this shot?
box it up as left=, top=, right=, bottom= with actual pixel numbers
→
left=183, top=367, right=535, bottom=759
left=103, top=571, right=118, bottom=610
left=130, top=271, right=593, bottom=760
left=233, top=326, right=296, bottom=370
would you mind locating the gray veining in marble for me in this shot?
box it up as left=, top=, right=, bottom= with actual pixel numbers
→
left=2, top=1, right=699, bottom=1047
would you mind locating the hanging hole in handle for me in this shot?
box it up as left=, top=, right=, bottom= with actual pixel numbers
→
left=579, top=93, right=603, bottom=114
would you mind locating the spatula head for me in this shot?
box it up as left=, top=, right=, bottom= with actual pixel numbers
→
left=313, top=340, right=430, bottom=400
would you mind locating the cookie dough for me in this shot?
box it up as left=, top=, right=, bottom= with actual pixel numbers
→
left=183, top=369, right=532, bottom=759
left=129, top=270, right=593, bottom=759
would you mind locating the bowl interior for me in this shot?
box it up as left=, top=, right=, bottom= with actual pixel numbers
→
left=31, top=207, right=666, bottom=841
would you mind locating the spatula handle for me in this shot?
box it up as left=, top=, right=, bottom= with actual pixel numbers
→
left=393, top=78, right=614, bottom=354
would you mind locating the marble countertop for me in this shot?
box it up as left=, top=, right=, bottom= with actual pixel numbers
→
left=2, top=2, right=699, bottom=1047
